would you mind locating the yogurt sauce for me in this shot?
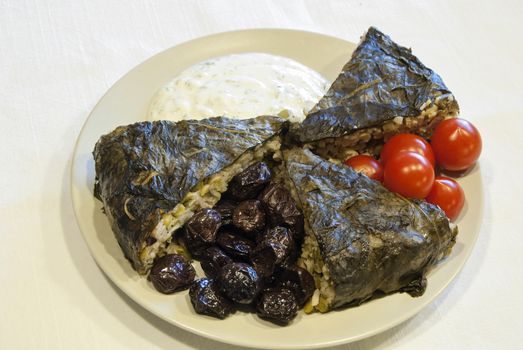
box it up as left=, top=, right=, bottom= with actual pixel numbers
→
left=147, top=53, right=330, bottom=122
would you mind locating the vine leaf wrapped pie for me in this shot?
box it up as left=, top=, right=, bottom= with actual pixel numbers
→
left=283, top=147, right=457, bottom=312
left=291, top=27, right=459, bottom=161
left=93, top=116, right=286, bottom=274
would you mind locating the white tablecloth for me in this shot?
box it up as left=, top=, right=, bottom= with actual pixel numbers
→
left=2, top=0, right=522, bottom=349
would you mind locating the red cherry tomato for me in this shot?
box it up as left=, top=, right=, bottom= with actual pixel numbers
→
left=383, top=152, right=435, bottom=199
left=431, top=118, right=482, bottom=171
left=425, top=176, right=465, bottom=221
left=380, top=133, right=436, bottom=168
left=345, top=154, right=384, bottom=181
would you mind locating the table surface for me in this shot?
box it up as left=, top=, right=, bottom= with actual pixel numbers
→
left=2, top=0, right=523, bottom=349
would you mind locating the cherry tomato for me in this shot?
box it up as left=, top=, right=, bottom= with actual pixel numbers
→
left=425, top=176, right=465, bottom=221
left=380, top=133, right=436, bottom=168
left=431, top=118, right=482, bottom=171
left=383, top=152, right=435, bottom=199
left=345, top=154, right=384, bottom=181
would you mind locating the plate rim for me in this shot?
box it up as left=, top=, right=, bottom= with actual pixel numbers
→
left=70, top=28, right=484, bottom=349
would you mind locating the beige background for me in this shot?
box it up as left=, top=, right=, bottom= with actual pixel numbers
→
left=1, top=0, right=522, bottom=349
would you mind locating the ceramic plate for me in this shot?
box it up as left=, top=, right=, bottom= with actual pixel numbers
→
left=71, top=29, right=483, bottom=349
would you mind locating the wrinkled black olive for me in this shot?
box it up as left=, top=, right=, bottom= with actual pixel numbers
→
left=229, top=162, right=272, bottom=201
left=258, top=183, right=304, bottom=238
left=256, top=288, right=298, bottom=324
left=277, top=266, right=315, bottom=307
left=189, top=278, right=235, bottom=319
left=217, top=262, right=261, bottom=304
left=251, top=226, right=294, bottom=278
left=232, top=199, right=266, bottom=233
left=213, top=200, right=237, bottom=225
left=251, top=245, right=277, bottom=278
left=278, top=250, right=300, bottom=271
left=216, top=230, right=255, bottom=260
left=260, top=226, right=294, bottom=260
left=200, top=246, right=233, bottom=278
left=184, top=208, right=221, bottom=256
left=148, top=254, right=195, bottom=294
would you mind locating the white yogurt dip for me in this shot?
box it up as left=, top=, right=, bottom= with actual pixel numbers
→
left=147, top=53, right=330, bottom=122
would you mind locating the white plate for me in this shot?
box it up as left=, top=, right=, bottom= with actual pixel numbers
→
left=71, top=29, right=483, bottom=349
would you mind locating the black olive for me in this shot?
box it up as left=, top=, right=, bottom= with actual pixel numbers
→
left=216, top=230, right=255, bottom=260
left=258, top=183, right=304, bottom=239
left=232, top=199, right=265, bottom=232
left=251, top=226, right=294, bottom=278
left=217, top=262, right=261, bottom=304
left=256, top=288, right=298, bottom=324
left=229, top=162, right=272, bottom=201
left=189, top=278, right=235, bottom=319
left=278, top=250, right=300, bottom=271
left=251, top=245, right=277, bottom=278
left=213, top=200, right=237, bottom=225
left=260, top=226, right=294, bottom=261
left=148, top=254, right=195, bottom=294
left=276, top=266, right=315, bottom=307
left=184, top=208, right=221, bottom=256
left=199, top=246, right=233, bottom=278
left=232, top=199, right=266, bottom=233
